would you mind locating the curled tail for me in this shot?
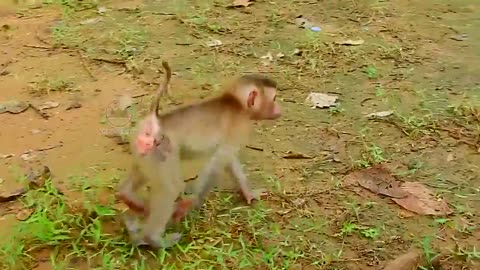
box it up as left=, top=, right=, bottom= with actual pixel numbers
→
left=150, top=61, right=172, bottom=116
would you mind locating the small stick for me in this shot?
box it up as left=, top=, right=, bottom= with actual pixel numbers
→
left=23, top=44, right=52, bottom=50
left=77, top=51, right=97, bottom=81
left=92, top=57, right=126, bottom=66
left=246, top=145, right=264, bottom=151
left=36, top=144, right=62, bottom=152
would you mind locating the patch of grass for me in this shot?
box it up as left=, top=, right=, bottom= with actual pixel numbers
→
left=29, top=77, right=76, bottom=95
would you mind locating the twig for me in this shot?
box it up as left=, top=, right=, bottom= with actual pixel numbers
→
left=23, top=44, right=52, bottom=50
left=151, top=12, right=176, bottom=16
left=35, top=144, right=62, bottom=152
left=35, top=33, right=51, bottom=45
left=92, top=57, right=126, bottom=66
left=77, top=50, right=97, bottom=81
left=246, top=145, right=264, bottom=151
left=132, top=93, right=149, bottom=98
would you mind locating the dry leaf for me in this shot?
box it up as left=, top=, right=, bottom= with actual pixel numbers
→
left=16, top=208, right=34, bottom=221
left=392, top=182, right=452, bottom=216
left=27, top=165, right=51, bottom=188
left=384, top=250, right=422, bottom=270
left=283, top=151, right=313, bottom=159
left=335, top=39, right=365, bottom=46
left=305, top=92, right=338, bottom=108
left=344, top=165, right=408, bottom=198
left=232, top=0, right=253, bottom=7
left=206, top=39, right=222, bottom=47
left=0, top=100, right=29, bottom=114
left=366, top=110, right=394, bottom=118
left=0, top=188, right=27, bottom=203
left=37, top=101, right=59, bottom=110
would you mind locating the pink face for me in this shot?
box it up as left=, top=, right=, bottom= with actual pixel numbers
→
left=135, top=134, right=155, bottom=155
left=135, top=115, right=160, bottom=156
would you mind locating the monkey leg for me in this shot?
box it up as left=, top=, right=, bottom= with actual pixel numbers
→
left=116, top=165, right=148, bottom=214
left=226, top=158, right=256, bottom=205
left=139, top=158, right=185, bottom=248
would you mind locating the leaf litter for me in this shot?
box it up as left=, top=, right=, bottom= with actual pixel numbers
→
left=345, top=165, right=452, bottom=216
left=383, top=250, right=423, bottom=270
left=305, top=92, right=338, bottom=108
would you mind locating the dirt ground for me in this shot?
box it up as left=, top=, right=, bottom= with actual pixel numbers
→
left=0, top=0, right=479, bottom=269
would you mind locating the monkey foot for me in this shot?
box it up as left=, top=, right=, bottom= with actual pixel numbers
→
left=172, top=198, right=194, bottom=222
left=242, top=188, right=268, bottom=205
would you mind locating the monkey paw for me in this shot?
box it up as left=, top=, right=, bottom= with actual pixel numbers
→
left=116, top=193, right=146, bottom=214
left=243, top=188, right=268, bottom=205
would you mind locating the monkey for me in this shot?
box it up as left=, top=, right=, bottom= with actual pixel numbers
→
left=116, top=63, right=281, bottom=248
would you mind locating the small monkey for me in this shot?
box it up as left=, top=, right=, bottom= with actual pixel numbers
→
left=117, top=64, right=281, bottom=248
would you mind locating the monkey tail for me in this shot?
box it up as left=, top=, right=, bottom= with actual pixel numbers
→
left=150, top=61, right=172, bottom=116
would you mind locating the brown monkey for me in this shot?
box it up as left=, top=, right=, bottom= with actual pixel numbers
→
left=117, top=65, right=281, bottom=248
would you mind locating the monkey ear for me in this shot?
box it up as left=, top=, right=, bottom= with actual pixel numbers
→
left=247, top=90, right=258, bottom=108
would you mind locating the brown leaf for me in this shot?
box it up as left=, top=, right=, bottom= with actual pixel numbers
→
left=344, top=165, right=408, bottom=198
left=27, top=165, right=51, bottom=188
left=232, top=0, right=253, bottom=7
left=392, top=182, right=452, bottom=216
left=0, top=188, right=27, bottom=202
left=384, top=250, right=423, bottom=270
left=16, top=208, right=34, bottom=221
left=283, top=151, right=313, bottom=159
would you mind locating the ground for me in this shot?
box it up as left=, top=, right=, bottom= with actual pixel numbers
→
left=0, top=0, right=479, bottom=269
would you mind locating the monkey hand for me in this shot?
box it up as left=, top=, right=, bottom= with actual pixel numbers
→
left=116, top=192, right=147, bottom=214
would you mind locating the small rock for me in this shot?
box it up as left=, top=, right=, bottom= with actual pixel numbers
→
left=450, top=34, right=468, bottom=41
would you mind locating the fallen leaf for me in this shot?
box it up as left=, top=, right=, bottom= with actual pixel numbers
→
left=37, top=101, right=59, bottom=110
left=260, top=52, right=273, bottom=66
left=27, top=166, right=51, bottom=188
left=66, top=100, right=82, bottom=110
left=392, top=182, right=453, bottom=216
left=1, top=153, right=14, bottom=159
left=450, top=34, right=468, bottom=41
left=0, top=100, right=29, bottom=114
left=283, top=151, right=314, bottom=159
left=0, top=188, right=27, bottom=203
left=276, top=52, right=285, bottom=58
left=80, top=17, right=103, bottom=25
left=20, top=152, right=36, bottom=161
left=344, top=165, right=408, bottom=198
left=293, top=48, right=302, bottom=56
left=384, top=250, right=423, bottom=270
left=292, top=198, right=306, bottom=207
left=16, top=208, right=34, bottom=221
left=231, top=0, right=253, bottom=7
left=366, top=110, right=394, bottom=118
left=305, top=92, right=338, bottom=108
left=97, top=6, right=108, bottom=13
left=335, top=39, right=365, bottom=46
left=206, top=39, right=222, bottom=47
